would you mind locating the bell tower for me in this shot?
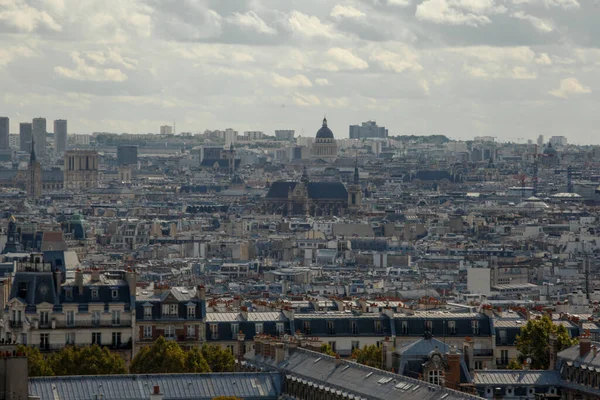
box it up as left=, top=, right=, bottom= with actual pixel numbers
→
left=347, top=157, right=362, bottom=209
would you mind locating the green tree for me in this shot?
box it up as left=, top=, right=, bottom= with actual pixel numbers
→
left=186, top=347, right=211, bottom=373
left=515, top=316, right=577, bottom=369
left=130, top=336, right=187, bottom=374
left=352, top=345, right=382, bottom=368
left=201, top=344, right=235, bottom=372
left=17, top=345, right=54, bottom=377
left=49, top=345, right=126, bottom=376
left=319, top=343, right=337, bottom=357
left=507, top=359, right=522, bottom=370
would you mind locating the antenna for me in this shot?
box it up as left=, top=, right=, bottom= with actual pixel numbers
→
left=173, top=121, right=176, bottom=135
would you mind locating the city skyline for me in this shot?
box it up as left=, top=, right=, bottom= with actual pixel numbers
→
left=1, top=1, right=600, bottom=143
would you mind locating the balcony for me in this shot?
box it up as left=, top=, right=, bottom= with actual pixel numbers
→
left=50, top=320, right=132, bottom=329
left=473, top=349, right=494, bottom=357
left=496, top=359, right=509, bottom=367
left=9, top=320, right=23, bottom=329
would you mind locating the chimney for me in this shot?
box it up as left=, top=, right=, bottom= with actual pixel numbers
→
left=275, top=342, right=287, bottom=364
left=445, top=345, right=461, bottom=390
left=196, top=285, right=206, bottom=301
left=75, top=268, right=83, bottom=294
left=240, top=306, right=249, bottom=321
left=462, top=338, right=474, bottom=373
left=580, top=332, right=591, bottom=358
left=237, top=331, right=246, bottom=359
left=91, top=268, right=100, bottom=282
left=382, top=337, right=393, bottom=370
left=53, top=269, right=62, bottom=295
left=125, top=268, right=136, bottom=297
left=548, top=334, right=558, bottom=371
left=282, top=306, right=295, bottom=321
left=150, top=385, right=163, bottom=400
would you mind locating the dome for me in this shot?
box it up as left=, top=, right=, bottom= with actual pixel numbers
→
left=543, top=143, right=557, bottom=155
left=316, top=117, right=334, bottom=139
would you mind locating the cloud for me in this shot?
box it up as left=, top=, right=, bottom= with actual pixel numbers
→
left=535, top=53, right=552, bottom=65
left=511, top=11, right=553, bottom=33
left=326, top=48, right=369, bottom=70
left=271, top=73, right=313, bottom=88
left=510, top=0, right=580, bottom=9
left=0, top=1, right=62, bottom=33
left=416, top=0, right=506, bottom=26
left=549, top=77, right=591, bottom=98
left=288, top=11, right=335, bottom=38
left=370, top=47, right=422, bottom=73
left=0, top=44, right=35, bottom=68
left=54, top=51, right=128, bottom=82
left=331, top=5, right=365, bottom=19
left=293, top=93, right=321, bottom=107
left=315, top=78, right=331, bottom=86
left=227, top=11, right=276, bottom=35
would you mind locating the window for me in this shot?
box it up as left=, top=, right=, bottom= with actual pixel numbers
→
left=231, top=323, right=239, bottom=337
left=40, top=333, right=49, bottom=350
left=187, top=306, right=195, bottom=318
left=210, top=324, right=219, bottom=340
left=144, top=306, right=152, bottom=320
left=351, top=341, right=360, bottom=351
left=255, top=323, right=263, bottom=335
left=111, top=289, right=118, bottom=299
left=448, top=321, right=456, bottom=335
left=327, top=321, right=335, bottom=335
left=92, top=311, right=101, bottom=326
left=425, top=320, right=433, bottom=334
left=276, top=322, right=285, bottom=336
left=112, top=332, right=122, bottom=347
left=429, top=370, right=441, bottom=385
left=165, top=326, right=175, bottom=339
left=475, top=361, right=483, bottom=370
left=143, top=326, right=152, bottom=338
left=350, top=321, right=358, bottom=335
left=92, top=332, right=101, bottom=345
left=472, top=320, right=480, bottom=335
left=91, top=288, right=99, bottom=300
left=66, top=310, right=75, bottom=327
left=499, top=329, right=507, bottom=344
left=186, top=325, right=196, bottom=338
left=162, top=304, right=169, bottom=316
left=374, top=320, right=382, bottom=334
left=39, top=311, right=49, bottom=327
left=65, top=332, right=75, bottom=345
left=303, top=321, right=311, bottom=335
left=328, top=341, right=337, bottom=352
left=500, top=350, right=509, bottom=365
left=112, top=310, right=121, bottom=326
left=65, top=288, right=73, bottom=301
left=401, top=321, right=408, bottom=335
left=170, top=304, right=178, bottom=315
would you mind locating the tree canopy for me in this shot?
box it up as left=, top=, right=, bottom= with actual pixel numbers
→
left=201, top=343, right=235, bottom=373
left=351, top=345, right=382, bottom=368
left=19, top=344, right=126, bottom=377
left=319, top=343, right=337, bottom=357
left=515, top=316, right=577, bottom=369
left=130, top=336, right=188, bottom=374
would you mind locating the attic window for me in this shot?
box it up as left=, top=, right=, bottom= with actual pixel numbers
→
left=91, top=288, right=98, bottom=300
left=111, top=289, right=119, bottom=299
left=65, top=288, right=73, bottom=300
left=365, top=372, right=374, bottom=378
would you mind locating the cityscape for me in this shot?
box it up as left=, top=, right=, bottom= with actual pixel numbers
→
left=2, top=1, right=600, bottom=400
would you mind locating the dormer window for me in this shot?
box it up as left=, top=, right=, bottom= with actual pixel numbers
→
left=144, top=306, right=152, bottom=320
left=91, top=288, right=99, bottom=300
left=187, top=305, right=195, bottom=318
left=111, top=289, right=119, bottom=299
left=65, top=288, right=73, bottom=301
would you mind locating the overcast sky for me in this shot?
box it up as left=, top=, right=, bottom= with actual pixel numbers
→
left=1, top=0, right=600, bottom=142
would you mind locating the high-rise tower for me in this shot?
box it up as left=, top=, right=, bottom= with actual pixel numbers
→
left=54, top=119, right=67, bottom=156
left=32, top=117, right=47, bottom=158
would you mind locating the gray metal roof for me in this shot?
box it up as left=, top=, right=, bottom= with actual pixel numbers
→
left=249, top=348, right=483, bottom=400
left=29, top=372, right=282, bottom=400
left=473, top=370, right=560, bottom=386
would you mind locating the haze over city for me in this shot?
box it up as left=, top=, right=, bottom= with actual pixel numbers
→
left=1, top=0, right=600, bottom=142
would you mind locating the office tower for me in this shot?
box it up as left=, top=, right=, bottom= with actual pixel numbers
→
left=64, top=150, right=99, bottom=189
left=32, top=117, right=47, bottom=158
left=160, top=125, right=173, bottom=135
left=349, top=120, right=388, bottom=139
left=537, top=135, right=544, bottom=147
left=20, top=123, right=33, bottom=152
left=19, top=123, right=33, bottom=152
left=117, top=145, right=138, bottom=166
left=0, top=117, right=9, bottom=150
left=54, top=119, right=67, bottom=156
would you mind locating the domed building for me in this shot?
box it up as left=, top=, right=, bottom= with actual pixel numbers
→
left=542, top=142, right=559, bottom=167
left=311, top=117, right=338, bottom=162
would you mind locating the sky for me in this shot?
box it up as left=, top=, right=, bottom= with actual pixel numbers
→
left=1, top=0, right=600, bottom=143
